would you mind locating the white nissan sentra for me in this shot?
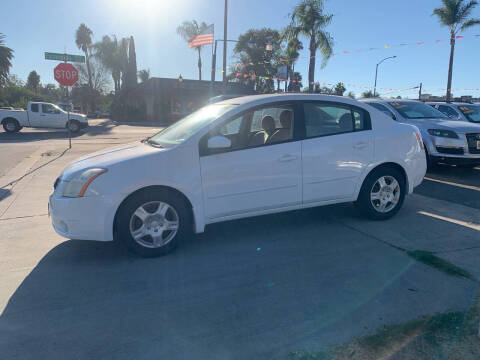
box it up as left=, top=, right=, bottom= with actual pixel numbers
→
left=49, top=94, right=426, bottom=257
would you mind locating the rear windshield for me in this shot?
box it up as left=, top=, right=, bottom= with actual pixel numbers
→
left=456, top=105, right=480, bottom=123
left=387, top=101, right=447, bottom=119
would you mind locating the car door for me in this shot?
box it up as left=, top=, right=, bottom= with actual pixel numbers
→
left=27, top=103, right=42, bottom=126
left=199, top=103, right=302, bottom=221
left=38, top=104, right=64, bottom=128
left=301, top=101, right=374, bottom=204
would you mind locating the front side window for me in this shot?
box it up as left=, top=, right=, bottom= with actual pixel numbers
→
left=456, top=105, right=480, bottom=123
left=201, top=104, right=295, bottom=156
left=149, top=104, right=235, bottom=146
left=387, top=101, right=447, bottom=119
left=42, top=104, right=61, bottom=114
left=303, top=103, right=370, bottom=138
left=438, top=105, right=459, bottom=119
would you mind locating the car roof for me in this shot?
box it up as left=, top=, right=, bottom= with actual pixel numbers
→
left=217, top=93, right=360, bottom=106
left=427, top=102, right=478, bottom=106
left=360, top=98, right=421, bottom=103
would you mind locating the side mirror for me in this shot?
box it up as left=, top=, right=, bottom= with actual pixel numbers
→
left=207, top=135, right=231, bottom=149
left=392, top=114, right=397, bottom=120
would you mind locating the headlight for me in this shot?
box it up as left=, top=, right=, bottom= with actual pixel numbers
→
left=62, top=168, right=108, bottom=198
left=427, top=129, right=459, bottom=139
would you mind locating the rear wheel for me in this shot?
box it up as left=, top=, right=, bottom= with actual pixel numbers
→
left=2, top=119, right=21, bottom=133
left=115, top=189, right=192, bottom=257
left=355, top=167, right=406, bottom=220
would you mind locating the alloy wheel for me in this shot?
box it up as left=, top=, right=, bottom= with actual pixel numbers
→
left=370, top=175, right=401, bottom=213
left=129, top=201, right=179, bottom=248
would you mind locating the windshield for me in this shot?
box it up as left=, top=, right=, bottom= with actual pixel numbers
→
left=456, top=105, right=480, bottom=123
left=387, top=101, right=447, bottom=119
left=149, top=104, right=235, bottom=146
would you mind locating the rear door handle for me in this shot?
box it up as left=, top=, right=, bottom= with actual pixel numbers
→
left=278, top=154, right=298, bottom=162
left=353, top=141, right=368, bottom=149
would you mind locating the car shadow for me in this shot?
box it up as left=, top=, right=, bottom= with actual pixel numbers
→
left=0, top=204, right=476, bottom=359
left=415, top=164, right=480, bottom=209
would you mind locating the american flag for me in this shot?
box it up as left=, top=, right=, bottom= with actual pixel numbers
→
left=188, top=24, right=214, bottom=48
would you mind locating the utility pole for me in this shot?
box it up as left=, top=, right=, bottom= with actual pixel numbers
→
left=418, top=82, right=422, bottom=101
left=223, top=0, right=228, bottom=86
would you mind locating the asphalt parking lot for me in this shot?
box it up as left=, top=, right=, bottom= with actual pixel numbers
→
left=0, top=123, right=479, bottom=359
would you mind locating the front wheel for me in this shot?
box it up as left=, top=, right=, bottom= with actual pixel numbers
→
left=115, top=189, right=192, bottom=257
left=355, top=167, right=406, bottom=220
left=66, top=120, right=80, bottom=133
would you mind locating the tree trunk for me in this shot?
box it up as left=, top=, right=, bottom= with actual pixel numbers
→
left=446, top=31, right=455, bottom=102
left=308, top=34, right=316, bottom=93
left=85, top=51, right=95, bottom=111
left=197, top=47, right=202, bottom=81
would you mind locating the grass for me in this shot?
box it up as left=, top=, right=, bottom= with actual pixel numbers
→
left=287, top=292, right=480, bottom=360
left=406, top=250, right=473, bottom=280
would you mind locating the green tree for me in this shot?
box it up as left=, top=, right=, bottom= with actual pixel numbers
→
left=361, top=90, right=379, bottom=98
left=126, top=36, right=138, bottom=89
left=26, top=71, right=40, bottom=93
left=346, top=91, right=355, bottom=99
left=176, top=20, right=208, bottom=80
left=333, top=82, right=346, bottom=96
left=433, top=0, right=480, bottom=101
left=287, top=0, right=333, bottom=92
left=281, top=35, right=303, bottom=91
left=94, top=35, right=125, bottom=93
left=138, top=69, right=150, bottom=83
left=0, top=33, right=14, bottom=86
left=232, top=28, right=282, bottom=93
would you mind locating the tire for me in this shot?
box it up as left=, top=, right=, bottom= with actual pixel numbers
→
left=2, top=118, right=21, bottom=133
left=114, top=189, right=192, bottom=257
left=355, top=166, right=406, bottom=220
left=66, top=120, right=80, bottom=133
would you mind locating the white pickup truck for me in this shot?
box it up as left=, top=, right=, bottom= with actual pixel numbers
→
left=0, top=102, right=88, bottom=133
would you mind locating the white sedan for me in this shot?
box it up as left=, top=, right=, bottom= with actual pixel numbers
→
left=49, top=94, right=426, bottom=257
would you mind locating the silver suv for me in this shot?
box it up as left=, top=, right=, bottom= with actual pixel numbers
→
left=360, top=99, right=480, bottom=168
left=427, top=102, right=480, bottom=124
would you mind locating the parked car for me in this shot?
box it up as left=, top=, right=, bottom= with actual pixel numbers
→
left=427, top=102, right=480, bottom=124
left=0, top=102, right=88, bottom=133
left=49, top=94, right=426, bottom=257
left=99, top=110, right=111, bottom=118
left=361, top=99, right=480, bottom=168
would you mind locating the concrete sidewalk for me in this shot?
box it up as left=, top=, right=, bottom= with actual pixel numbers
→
left=0, top=143, right=479, bottom=359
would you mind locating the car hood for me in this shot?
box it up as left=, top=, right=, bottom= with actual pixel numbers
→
left=409, top=118, right=480, bottom=133
left=60, top=142, right=165, bottom=179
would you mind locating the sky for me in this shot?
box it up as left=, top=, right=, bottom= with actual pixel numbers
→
left=3, top=0, right=480, bottom=98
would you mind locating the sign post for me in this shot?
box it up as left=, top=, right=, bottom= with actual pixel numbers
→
left=53, top=63, right=79, bottom=148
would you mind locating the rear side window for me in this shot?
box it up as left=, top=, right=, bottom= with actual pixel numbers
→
left=302, top=102, right=371, bottom=138
left=30, top=104, right=39, bottom=113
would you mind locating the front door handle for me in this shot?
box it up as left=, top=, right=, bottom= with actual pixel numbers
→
left=353, top=141, right=368, bottom=149
left=278, top=154, right=298, bottom=162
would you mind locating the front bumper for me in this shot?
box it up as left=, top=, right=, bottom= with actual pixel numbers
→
left=430, top=155, right=480, bottom=166
left=49, top=192, right=115, bottom=241
left=427, top=133, right=480, bottom=164
left=79, top=121, right=89, bottom=129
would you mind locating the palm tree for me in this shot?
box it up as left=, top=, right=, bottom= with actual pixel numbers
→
left=138, top=69, right=150, bottom=83
left=287, top=0, right=333, bottom=92
left=0, top=33, right=14, bottom=86
left=75, top=24, right=93, bottom=90
left=433, top=0, right=480, bottom=101
left=177, top=20, right=208, bottom=80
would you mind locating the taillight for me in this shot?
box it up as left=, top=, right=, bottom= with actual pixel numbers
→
left=415, top=132, right=424, bottom=149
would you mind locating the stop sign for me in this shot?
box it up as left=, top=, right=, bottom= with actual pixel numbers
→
left=54, top=63, right=78, bottom=86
